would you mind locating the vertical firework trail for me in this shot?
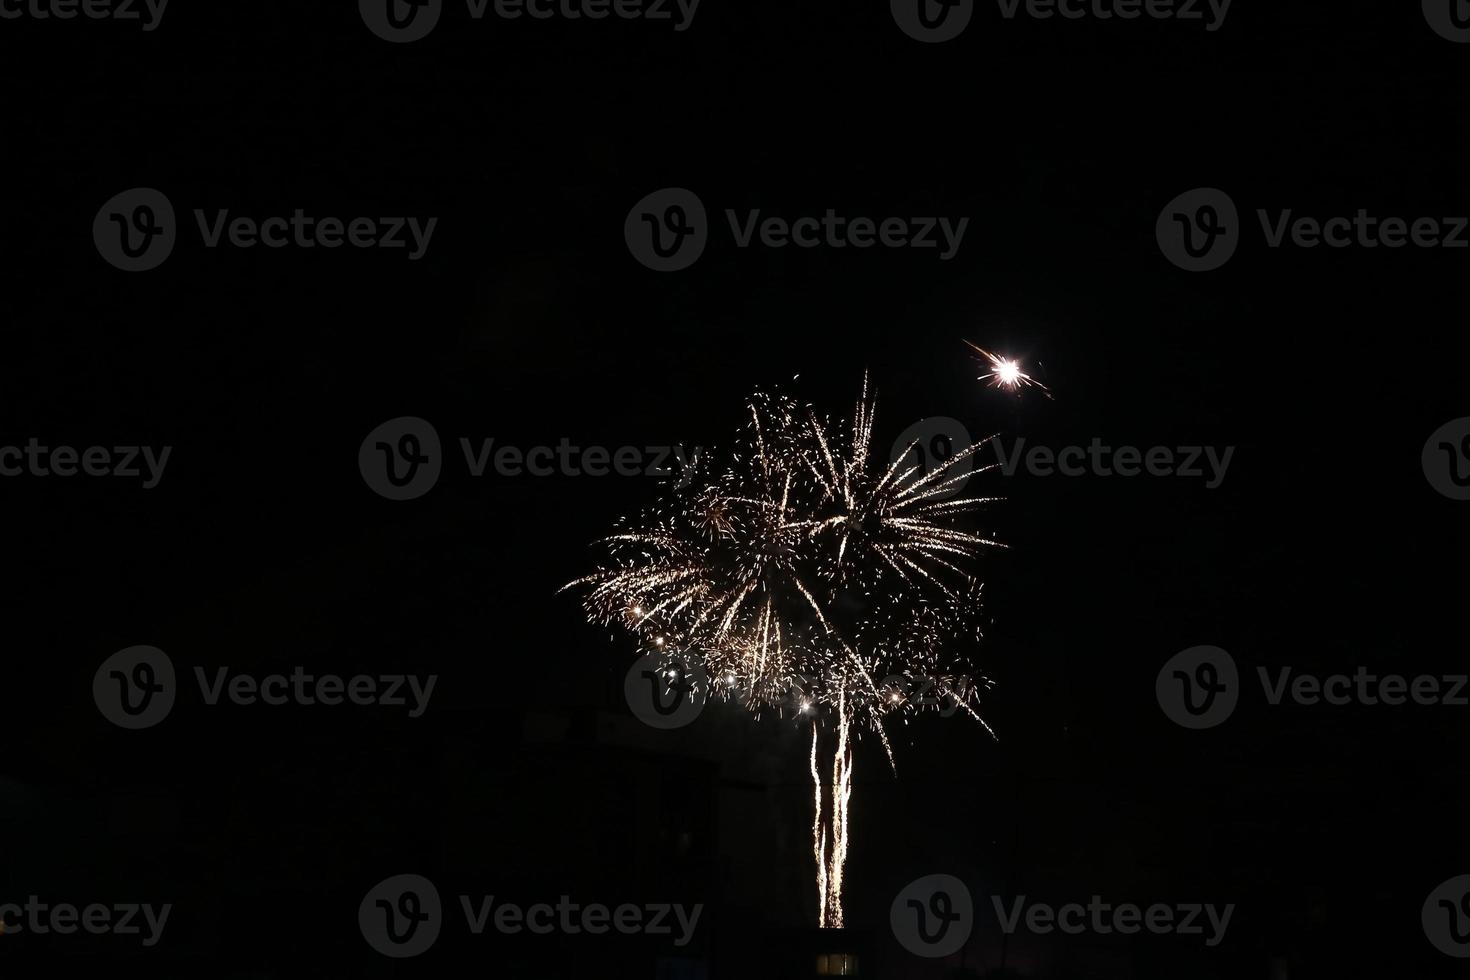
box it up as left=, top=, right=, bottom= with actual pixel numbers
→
left=567, top=373, right=1003, bottom=926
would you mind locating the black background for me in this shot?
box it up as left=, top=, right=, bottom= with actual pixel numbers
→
left=2, top=1, right=1469, bottom=977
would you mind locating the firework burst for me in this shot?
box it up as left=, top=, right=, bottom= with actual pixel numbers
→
left=966, top=340, right=1051, bottom=398
left=566, top=376, right=1002, bottom=926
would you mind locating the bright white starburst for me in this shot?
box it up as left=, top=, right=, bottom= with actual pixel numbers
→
left=966, top=340, right=1051, bottom=398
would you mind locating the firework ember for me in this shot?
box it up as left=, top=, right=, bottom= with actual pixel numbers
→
left=966, top=339, right=1051, bottom=398
left=566, top=375, right=1001, bottom=927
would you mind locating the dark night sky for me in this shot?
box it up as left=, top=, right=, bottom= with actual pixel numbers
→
left=2, top=2, right=1469, bottom=977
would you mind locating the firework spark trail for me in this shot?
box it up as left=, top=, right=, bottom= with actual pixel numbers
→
left=567, top=376, right=1001, bottom=926
left=811, top=722, right=829, bottom=928
left=811, top=695, right=855, bottom=930
left=825, top=686, right=854, bottom=929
